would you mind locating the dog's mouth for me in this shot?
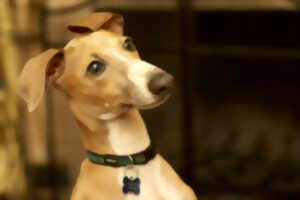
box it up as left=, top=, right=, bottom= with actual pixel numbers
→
left=139, top=94, right=170, bottom=110
left=120, top=94, right=170, bottom=110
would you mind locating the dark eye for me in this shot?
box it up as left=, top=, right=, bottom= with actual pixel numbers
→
left=87, top=61, right=105, bottom=75
left=123, top=38, right=136, bottom=51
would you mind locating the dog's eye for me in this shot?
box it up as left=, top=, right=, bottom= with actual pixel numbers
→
left=123, top=38, right=136, bottom=51
left=87, top=61, right=105, bottom=75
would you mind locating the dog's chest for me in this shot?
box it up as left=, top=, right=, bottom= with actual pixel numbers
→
left=117, top=159, right=163, bottom=200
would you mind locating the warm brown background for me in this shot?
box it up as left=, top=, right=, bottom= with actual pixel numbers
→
left=1, top=0, right=300, bottom=200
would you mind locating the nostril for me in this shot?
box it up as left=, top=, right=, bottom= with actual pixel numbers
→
left=158, top=86, right=167, bottom=93
left=148, top=72, right=174, bottom=95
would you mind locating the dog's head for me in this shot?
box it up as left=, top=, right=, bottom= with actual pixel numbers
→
left=18, top=12, right=174, bottom=120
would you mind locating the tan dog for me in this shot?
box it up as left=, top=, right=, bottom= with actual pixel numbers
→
left=18, top=12, right=197, bottom=200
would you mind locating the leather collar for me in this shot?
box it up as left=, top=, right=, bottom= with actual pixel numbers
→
left=86, top=143, right=157, bottom=167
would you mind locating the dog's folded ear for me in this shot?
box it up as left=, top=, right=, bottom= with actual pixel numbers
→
left=18, top=49, right=64, bottom=112
left=68, top=12, right=124, bottom=35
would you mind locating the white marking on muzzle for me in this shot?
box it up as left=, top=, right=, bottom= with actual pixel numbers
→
left=127, top=60, right=159, bottom=105
left=103, top=50, right=161, bottom=105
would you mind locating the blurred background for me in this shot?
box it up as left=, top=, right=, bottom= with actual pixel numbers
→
left=0, top=0, right=300, bottom=199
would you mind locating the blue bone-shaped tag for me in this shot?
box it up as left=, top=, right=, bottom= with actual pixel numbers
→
left=122, top=176, right=140, bottom=195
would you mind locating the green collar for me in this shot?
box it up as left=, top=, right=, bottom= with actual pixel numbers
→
left=86, top=144, right=157, bottom=167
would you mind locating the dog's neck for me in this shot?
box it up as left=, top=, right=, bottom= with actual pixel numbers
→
left=69, top=102, right=150, bottom=155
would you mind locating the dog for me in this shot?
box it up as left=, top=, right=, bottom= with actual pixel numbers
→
left=18, top=12, right=197, bottom=200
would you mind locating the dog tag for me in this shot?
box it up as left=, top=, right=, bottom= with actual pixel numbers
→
left=122, top=176, right=140, bottom=195
left=122, top=164, right=140, bottom=195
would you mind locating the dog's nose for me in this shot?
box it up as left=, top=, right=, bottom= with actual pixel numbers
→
left=148, top=72, right=174, bottom=95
